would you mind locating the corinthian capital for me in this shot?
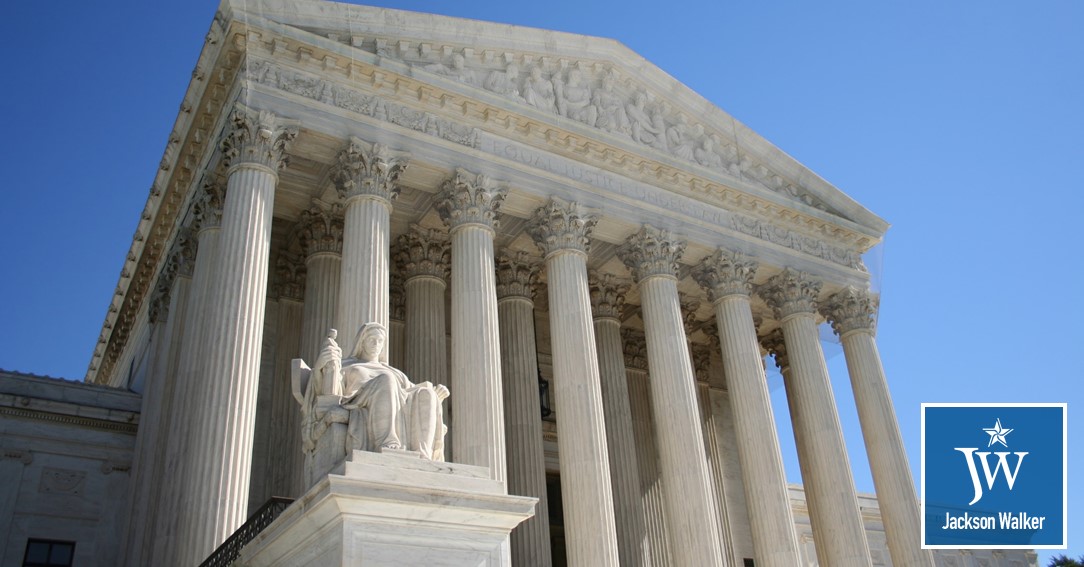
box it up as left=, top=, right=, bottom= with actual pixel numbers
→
left=435, top=168, right=507, bottom=231
left=692, top=249, right=758, bottom=301
left=330, top=137, right=409, bottom=203
left=296, top=203, right=345, bottom=257
left=390, top=272, right=405, bottom=322
left=680, top=294, right=703, bottom=337
left=822, top=286, right=878, bottom=337
left=192, top=176, right=226, bottom=231
left=589, top=272, right=629, bottom=320
left=616, top=225, right=687, bottom=282
left=759, top=329, right=789, bottom=372
left=149, top=228, right=197, bottom=324
left=394, top=225, right=450, bottom=281
left=526, top=199, right=598, bottom=257
left=621, top=328, right=649, bottom=371
left=220, top=106, right=298, bottom=172
left=495, top=250, right=540, bottom=300
left=758, top=268, right=822, bottom=320
left=273, top=253, right=306, bottom=301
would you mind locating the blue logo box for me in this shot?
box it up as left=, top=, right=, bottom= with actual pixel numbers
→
left=921, top=403, right=1066, bottom=549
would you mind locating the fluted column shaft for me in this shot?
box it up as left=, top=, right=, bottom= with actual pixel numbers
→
left=709, top=295, right=801, bottom=565
left=404, top=276, right=448, bottom=386
left=495, top=253, right=552, bottom=566
left=826, top=288, right=932, bottom=567
left=331, top=138, right=408, bottom=358
left=637, top=275, right=726, bottom=565
left=153, top=193, right=223, bottom=565
left=181, top=163, right=278, bottom=563
left=301, top=252, right=342, bottom=364
left=547, top=251, right=620, bottom=565
left=591, top=277, right=650, bottom=566
left=339, top=196, right=389, bottom=347
left=626, top=365, right=671, bottom=566
left=438, top=169, right=508, bottom=486
left=268, top=295, right=304, bottom=498
left=618, top=227, right=724, bottom=566
left=175, top=108, right=297, bottom=565
left=448, top=224, right=506, bottom=481
left=528, top=200, right=619, bottom=566
left=761, top=270, right=870, bottom=567
left=123, top=238, right=193, bottom=567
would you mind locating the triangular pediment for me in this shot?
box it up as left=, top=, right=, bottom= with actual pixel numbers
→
left=224, top=0, right=888, bottom=237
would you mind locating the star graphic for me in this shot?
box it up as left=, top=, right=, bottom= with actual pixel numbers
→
left=983, top=418, right=1013, bottom=448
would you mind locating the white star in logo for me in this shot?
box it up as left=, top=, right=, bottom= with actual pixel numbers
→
left=983, top=418, right=1013, bottom=448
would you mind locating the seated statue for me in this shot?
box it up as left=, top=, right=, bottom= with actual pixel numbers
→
left=297, top=323, right=449, bottom=470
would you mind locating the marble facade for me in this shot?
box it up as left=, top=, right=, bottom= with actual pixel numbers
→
left=45, top=1, right=1037, bottom=566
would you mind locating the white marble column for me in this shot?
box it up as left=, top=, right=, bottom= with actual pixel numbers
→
left=616, top=226, right=725, bottom=566
left=178, top=107, right=297, bottom=565
left=759, top=269, right=871, bottom=567
left=395, top=226, right=449, bottom=455
left=389, top=273, right=407, bottom=369
left=590, top=272, right=651, bottom=567
left=823, top=286, right=933, bottom=567
left=267, top=256, right=305, bottom=500
left=693, top=250, right=802, bottom=566
left=151, top=177, right=224, bottom=566
left=623, top=331, right=672, bottom=566
left=396, top=226, right=450, bottom=392
left=527, top=200, right=620, bottom=566
left=122, top=229, right=195, bottom=567
left=495, top=251, right=553, bottom=567
left=331, top=137, right=408, bottom=356
left=297, top=203, right=344, bottom=365
left=436, top=169, right=507, bottom=483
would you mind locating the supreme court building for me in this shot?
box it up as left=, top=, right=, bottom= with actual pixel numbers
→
left=1, top=1, right=1030, bottom=566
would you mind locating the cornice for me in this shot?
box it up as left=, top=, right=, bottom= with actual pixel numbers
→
left=87, top=12, right=239, bottom=384
left=236, top=25, right=881, bottom=253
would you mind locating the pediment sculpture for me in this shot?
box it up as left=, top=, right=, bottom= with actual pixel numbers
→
left=292, top=323, right=449, bottom=488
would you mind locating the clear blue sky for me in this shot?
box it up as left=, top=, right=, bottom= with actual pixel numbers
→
left=1, top=1, right=1079, bottom=561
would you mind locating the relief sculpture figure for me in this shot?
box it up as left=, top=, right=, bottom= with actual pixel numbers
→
left=523, top=65, right=557, bottom=113
left=554, top=68, right=598, bottom=127
left=483, top=63, right=524, bottom=101
left=593, top=72, right=630, bottom=135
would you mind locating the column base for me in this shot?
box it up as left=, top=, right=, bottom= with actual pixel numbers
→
left=238, top=450, right=535, bottom=566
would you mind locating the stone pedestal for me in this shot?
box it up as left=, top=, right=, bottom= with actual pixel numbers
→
left=238, top=451, right=537, bottom=567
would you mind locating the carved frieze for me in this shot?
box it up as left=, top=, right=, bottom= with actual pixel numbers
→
left=350, top=42, right=832, bottom=213
left=731, top=214, right=864, bottom=271
left=246, top=59, right=481, bottom=149
left=616, top=225, right=687, bottom=282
